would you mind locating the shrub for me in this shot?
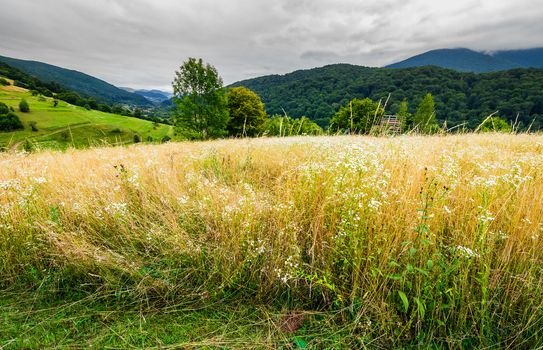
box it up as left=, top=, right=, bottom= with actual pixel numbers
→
left=0, top=78, right=9, bottom=86
left=19, top=98, right=30, bottom=113
left=110, top=128, right=122, bottom=134
left=479, top=116, right=512, bottom=132
left=29, top=121, right=38, bottom=132
left=161, top=135, right=171, bottom=143
left=0, top=102, right=9, bottom=115
left=0, top=112, right=24, bottom=131
left=133, top=134, right=141, bottom=143
left=22, top=139, right=33, bottom=152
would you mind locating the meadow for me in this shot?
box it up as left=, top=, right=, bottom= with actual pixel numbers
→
left=0, top=79, right=174, bottom=150
left=1, top=134, right=542, bottom=348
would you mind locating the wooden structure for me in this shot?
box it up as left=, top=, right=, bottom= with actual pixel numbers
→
left=379, top=115, right=402, bottom=134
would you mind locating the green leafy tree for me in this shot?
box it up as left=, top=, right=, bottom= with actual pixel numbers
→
left=0, top=102, right=9, bottom=115
left=172, top=57, right=229, bottom=139
left=227, top=87, right=267, bottom=137
left=19, top=98, right=30, bottom=113
left=414, top=93, right=438, bottom=133
left=330, top=98, right=384, bottom=134
left=397, top=99, right=412, bottom=131
left=0, top=112, right=24, bottom=131
left=479, top=116, right=511, bottom=132
left=133, top=108, right=143, bottom=119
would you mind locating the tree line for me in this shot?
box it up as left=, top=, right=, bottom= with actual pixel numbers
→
left=172, top=58, right=323, bottom=139
left=231, top=64, right=543, bottom=131
left=171, top=58, right=512, bottom=138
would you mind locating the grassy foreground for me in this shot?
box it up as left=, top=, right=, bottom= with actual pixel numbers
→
left=0, top=78, right=174, bottom=150
left=1, top=134, right=543, bottom=348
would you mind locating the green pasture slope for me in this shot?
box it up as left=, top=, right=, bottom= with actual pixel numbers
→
left=0, top=80, right=174, bottom=150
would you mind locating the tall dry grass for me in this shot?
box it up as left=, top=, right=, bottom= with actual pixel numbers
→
left=1, top=134, right=542, bottom=346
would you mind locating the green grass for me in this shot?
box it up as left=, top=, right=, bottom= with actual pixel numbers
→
left=0, top=288, right=363, bottom=349
left=0, top=81, right=174, bottom=150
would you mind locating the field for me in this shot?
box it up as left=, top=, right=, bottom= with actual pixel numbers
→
left=0, top=79, right=174, bottom=150
left=1, top=134, right=543, bottom=348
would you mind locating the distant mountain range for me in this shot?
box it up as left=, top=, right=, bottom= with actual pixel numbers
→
left=386, top=48, right=543, bottom=72
left=0, top=55, right=151, bottom=106
left=120, top=87, right=173, bottom=103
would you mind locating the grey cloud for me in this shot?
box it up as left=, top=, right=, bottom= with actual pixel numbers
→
left=0, top=0, right=541, bottom=91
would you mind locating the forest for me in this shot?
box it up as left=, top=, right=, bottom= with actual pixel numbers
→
left=232, top=64, right=543, bottom=129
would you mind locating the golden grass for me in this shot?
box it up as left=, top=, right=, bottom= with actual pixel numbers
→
left=1, top=133, right=543, bottom=345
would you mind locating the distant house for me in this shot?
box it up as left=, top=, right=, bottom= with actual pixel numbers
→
left=379, top=115, right=402, bottom=134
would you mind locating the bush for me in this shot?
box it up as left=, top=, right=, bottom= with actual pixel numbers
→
left=146, top=136, right=154, bottom=142
left=479, top=116, right=512, bottom=132
left=22, top=139, right=33, bottom=152
left=0, top=112, right=24, bottom=131
left=110, top=128, right=122, bottom=134
left=133, top=134, right=141, bottom=143
left=0, top=102, right=9, bottom=115
left=29, top=121, right=38, bottom=132
left=161, top=135, right=171, bottom=143
left=19, top=99, right=30, bottom=113
left=0, top=78, right=9, bottom=86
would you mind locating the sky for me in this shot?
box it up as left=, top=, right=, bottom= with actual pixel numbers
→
left=0, top=0, right=542, bottom=91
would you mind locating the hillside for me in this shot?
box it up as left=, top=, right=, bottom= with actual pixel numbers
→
left=492, top=48, right=543, bottom=68
left=0, top=55, right=151, bottom=106
left=0, top=77, right=174, bottom=150
left=386, top=48, right=520, bottom=72
left=386, top=48, right=543, bottom=72
left=231, top=64, right=543, bottom=129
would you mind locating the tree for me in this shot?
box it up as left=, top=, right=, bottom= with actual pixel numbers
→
left=19, top=98, right=30, bottom=113
left=330, top=98, right=384, bottom=134
left=0, top=102, right=8, bottom=115
left=397, top=99, right=412, bottom=131
left=414, top=93, right=438, bottom=134
left=172, top=57, right=229, bottom=139
left=133, top=108, right=143, bottom=119
left=227, top=87, right=267, bottom=137
left=0, top=112, right=24, bottom=131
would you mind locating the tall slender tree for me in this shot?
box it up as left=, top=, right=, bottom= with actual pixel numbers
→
left=414, top=93, right=438, bottom=133
left=172, top=58, right=229, bottom=139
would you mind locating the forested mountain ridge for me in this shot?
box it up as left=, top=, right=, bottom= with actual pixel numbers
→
left=386, top=48, right=543, bottom=72
left=0, top=55, right=151, bottom=106
left=231, top=64, right=543, bottom=129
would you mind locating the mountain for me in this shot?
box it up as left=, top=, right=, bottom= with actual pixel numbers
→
left=231, top=64, right=543, bottom=130
left=386, top=48, right=543, bottom=72
left=120, top=87, right=173, bottom=103
left=386, top=48, right=521, bottom=72
left=0, top=55, right=151, bottom=106
left=491, top=48, right=543, bottom=69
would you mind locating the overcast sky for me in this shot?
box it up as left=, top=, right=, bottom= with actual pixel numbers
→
left=0, top=0, right=542, bottom=91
